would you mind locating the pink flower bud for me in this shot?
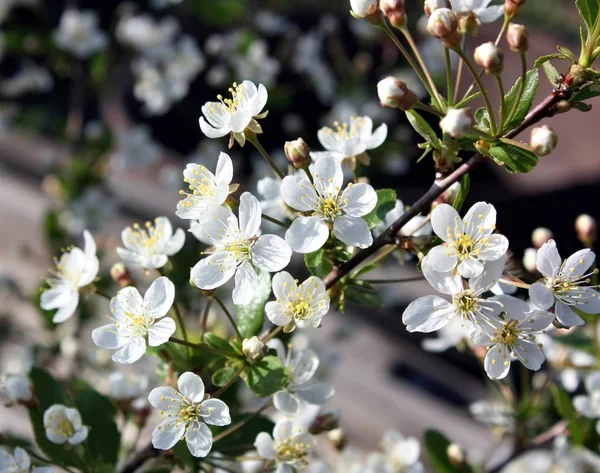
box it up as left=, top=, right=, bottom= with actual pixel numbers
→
left=427, top=8, right=458, bottom=38
left=531, top=227, right=553, bottom=249
left=506, top=23, right=529, bottom=53
left=377, top=76, right=418, bottom=110
left=576, top=214, right=597, bottom=245
left=530, top=125, right=557, bottom=156
left=522, top=248, right=537, bottom=273
left=350, top=0, right=379, bottom=18
left=473, top=42, right=504, bottom=74
left=440, top=108, right=472, bottom=138
left=284, top=138, right=311, bottom=168
left=504, top=0, right=526, bottom=18
left=424, top=0, right=451, bottom=17
left=380, top=0, right=406, bottom=28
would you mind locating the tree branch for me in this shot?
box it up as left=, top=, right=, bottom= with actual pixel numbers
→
left=120, top=443, right=160, bottom=473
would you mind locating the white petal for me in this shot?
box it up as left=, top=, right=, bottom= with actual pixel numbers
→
left=333, top=215, right=373, bottom=248
left=215, top=152, right=233, bottom=185
left=514, top=340, right=546, bottom=371
left=148, top=386, right=180, bottom=410
left=478, top=234, right=509, bottom=262
left=148, top=318, right=176, bottom=347
left=239, top=192, right=262, bottom=238
left=422, top=259, right=463, bottom=295
left=431, top=204, right=463, bottom=242
left=178, top=372, right=205, bottom=402
left=164, top=228, right=186, bottom=255
left=265, top=301, right=293, bottom=326
left=92, top=324, right=124, bottom=349
left=285, top=217, right=329, bottom=253
left=144, top=277, right=175, bottom=318
left=586, top=372, right=600, bottom=393
left=537, top=239, right=561, bottom=278
left=573, top=395, right=599, bottom=418
left=457, top=257, right=485, bottom=278
left=402, top=296, right=455, bottom=333
left=229, top=109, right=252, bottom=133
left=280, top=175, right=318, bottom=212
left=112, top=337, right=146, bottom=364
left=484, top=345, right=511, bottom=380
left=273, top=390, right=300, bottom=414
left=191, top=253, right=236, bottom=290
left=14, top=448, right=30, bottom=470
left=271, top=271, right=296, bottom=300
left=477, top=4, right=504, bottom=22
left=253, top=83, right=268, bottom=116
left=152, top=418, right=185, bottom=451
left=112, top=286, right=144, bottom=319
left=555, top=302, right=585, bottom=327
left=253, top=235, right=292, bottom=272
left=469, top=256, right=506, bottom=293
left=313, top=155, right=343, bottom=197
left=424, top=245, right=459, bottom=274
left=290, top=349, right=320, bottom=385
left=255, top=432, right=275, bottom=460
left=529, top=282, right=554, bottom=310
left=200, top=399, right=231, bottom=426
left=341, top=183, right=377, bottom=217
left=463, top=202, right=496, bottom=237
left=40, top=285, right=72, bottom=310
left=562, top=248, right=595, bottom=278
left=186, top=422, right=213, bottom=457
left=365, top=123, right=387, bottom=149
left=69, top=426, right=88, bottom=445
left=297, top=383, right=334, bottom=405
left=273, top=419, right=294, bottom=442
left=199, top=117, right=229, bottom=138
left=233, top=262, right=258, bottom=305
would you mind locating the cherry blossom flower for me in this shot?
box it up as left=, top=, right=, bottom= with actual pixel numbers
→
left=43, top=404, right=89, bottom=445
left=452, top=0, right=504, bottom=24
left=307, top=449, right=365, bottom=473
left=148, top=372, right=231, bottom=457
left=427, top=202, right=508, bottom=278
left=53, top=9, right=107, bottom=58
left=529, top=240, right=600, bottom=327
left=190, top=192, right=292, bottom=305
left=366, top=431, right=424, bottom=473
left=108, top=372, right=149, bottom=401
left=0, top=447, right=53, bottom=473
left=573, top=372, right=600, bottom=434
left=176, top=152, right=234, bottom=220
left=254, top=419, right=316, bottom=473
left=268, top=339, right=334, bottom=415
left=473, top=296, right=554, bottom=380
left=1, top=373, right=32, bottom=403
left=199, top=80, right=268, bottom=146
left=40, top=230, right=99, bottom=323
left=281, top=155, right=377, bottom=253
left=265, top=272, right=330, bottom=331
left=421, top=317, right=469, bottom=353
left=117, top=217, right=185, bottom=270
left=92, top=277, right=176, bottom=364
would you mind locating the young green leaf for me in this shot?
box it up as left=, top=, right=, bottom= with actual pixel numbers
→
left=542, top=61, right=560, bottom=86
left=406, top=110, right=442, bottom=148
left=488, top=143, right=539, bottom=174
left=474, top=107, right=491, bottom=133
left=363, top=188, right=397, bottom=229
left=305, top=249, right=334, bottom=278
left=452, top=175, right=470, bottom=212
left=576, top=0, right=600, bottom=32
left=212, top=364, right=243, bottom=387
left=503, top=69, right=539, bottom=132
left=241, top=355, right=288, bottom=397
left=235, top=269, right=271, bottom=338
left=551, top=385, right=585, bottom=445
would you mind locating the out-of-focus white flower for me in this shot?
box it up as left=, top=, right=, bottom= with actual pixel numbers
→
left=366, top=431, right=425, bottom=473
left=61, top=187, right=115, bottom=236
left=257, top=176, right=289, bottom=226
left=522, top=247, right=538, bottom=273
left=255, top=419, right=316, bottom=471
left=350, top=0, right=379, bottom=18
left=265, top=272, right=330, bottom=331
left=149, top=372, right=231, bottom=457
left=113, top=125, right=161, bottom=171
left=292, top=31, right=336, bottom=104
left=133, top=62, right=185, bottom=115
left=551, top=436, right=600, bottom=472
left=117, top=217, right=185, bottom=270
left=176, top=152, right=233, bottom=220
left=116, top=14, right=179, bottom=55
left=232, top=40, right=280, bottom=88
left=530, top=125, right=557, bottom=156
left=573, top=372, right=600, bottom=433
left=165, top=36, right=205, bottom=83
left=440, top=108, right=473, bottom=138
left=575, top=214, right=597, bottom=245
left=0, top=61, right=53, bottom=97
left=374, top=199, right=432, bottom=243
left=40, top=230, right=99, bottom=323
left=469, top=400, right=515, bottom=431
left=44, top=404, right=89, bottom=445
left=281, top=156, right=377, bottom=253
left=1, top=373, right=32, bottom=403
left=92, top=277, right=176, bottom=364
left=421, top=317, right=469, bottom=352
left=531, top=227, right=553, bottom=249
left=529, top=239, right=600, bottom=327
left=268, top=339, right=334, bottom=415
left=53, top=9, right=107, bottom=58
left=452, top=0, right=504, bottom=24
left=307, top=448, right=365, bottom=473
left=108, top=372, right=149, bottom=400
left=0, top=447, right=52, bottom=473
left=190, top=192, right=292, bottom=305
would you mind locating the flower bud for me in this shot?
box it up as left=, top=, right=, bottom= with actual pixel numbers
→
left=327, top=427, right=346, bottom=450
left=531, top=227, right=553, bottom=249
left=350, top=0, right=379, bottom=18
left=424, top=0, right=451, bottom=17
left=380, top=0, right=407, bottom=28
left=530, top=125, right=557, bottom=156
left=504, top=0, right=526, bottom=19
left=110, top=262, right=134, bottom=287
left=522, top=247, right=537, bottom=273
left=309, top=409, right=341, bottom=434
left=473, top=42, right=504, bottom=74
left=440, top=108, right=472, bottom=139
left=447, top=444, right=467, bottom=469
left=576, top=214, right=597, bottom=246
left=284, top=138, right=312, bottom=169
left=427, top=8, right=458, bottom=38
left=506, top=23, right=529, bottom=53
left=242, top=336, right=268, bottom=363
left=458, top=11, right=478, bottom=35
left=2, top=373, right=33, bottom=403
left=377, top=76, right=418, bottom=110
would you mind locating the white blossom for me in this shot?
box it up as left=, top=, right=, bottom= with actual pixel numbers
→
left=350, top=0, right=378, bottom=18
left=421, top=317, right=469, bottom=352
left=176, top=152, right=233, bottom=220
left=112, top=125, right=161, bottom=171
left=469, top=400, right=515, bottom=431
left=199, top=80, right=268, bottom=143
left=366, top=431, right=424, bottom=473
left=0, top=61, right=53, bottom=97
left=53, top=9, right=107, bottom=58
left=148, top=372, right=231, bottom=457
left=254, top=419, right=316, bottom=472
left=268, top=339, right=334, bottom=415
left=116, top=14, right=179, bottom=55
left=573, top=372, right=600, bottom=434
left=281, top=155, right=377, bottom=253
left=452, top=0, right=504, bottom=24
left=0, top=447, right=52, bottom=473
left=529, top=239, right=600, bottom=327
left=308, top=449, right=365, bottom=473
left=190, top=192, right=292, bottom=305
left=232, top=40, right=280, bottom=88
left=108, top=372, right=149, bottom=401
left=257, top=176, right=289, bottom=225
left=439, top=108, right=472, bottom=138
left=427, top=202, right=508, bottom=278
left=1, top=373, right=32, bottom=403
left=265, top=272, right=330, bottom=331
left=92, top=277, right=176, bottom=364
left=43, top=404, right=89, bottom=445
left=40, top=230, right=99, bottom=323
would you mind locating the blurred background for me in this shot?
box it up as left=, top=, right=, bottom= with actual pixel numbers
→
left=1, top=0, right=599, bottom=468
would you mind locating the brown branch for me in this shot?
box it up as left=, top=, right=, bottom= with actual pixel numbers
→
left=120, top=443, right=160, bottom=473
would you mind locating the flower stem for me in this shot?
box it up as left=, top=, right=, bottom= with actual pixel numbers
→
left=247, top=134, right=286, bottom=179
left=172, top=302, right=189, bottom=344
left=214, top=295, right=243, bottom=340
left=414, top=102, right=444, bottom=117
left=261, top=325, right=283, bottom=343
left=494, top=75, right=506, bottom=136
left=261, top=213, right=290, bottom=228
left=94, top=288, right=113, bottom=300
left=361, top=276, right=426, bottom=284
left=445, top=48, right=454, bottom=106
left=169, top=336, right=230, bottom=356
left=199, top=296, right=213, bottom=338
left=211, top=365, right=245, bottom=399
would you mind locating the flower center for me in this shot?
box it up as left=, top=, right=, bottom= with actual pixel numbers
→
left=454, top=233, right=474, bottom=255
left=114, top=308, right=151, bottom=338
left=454, top=292, right=477, bottom=317
left=321, top=116, right=366, bottom=142
left=275, top=439, right=309, bottom=466
left=213, top=82, right=245, bottom=115
left=177, top=399, right=202, bottom=424
left=492, top=319, right=520, bottom=346
left=224, top=240, right=252, bottom=260
left=180, top=165, right=217, bottom=206
left=287, top=300, right=312, bottom=320
left=316, top=196, right=342, bottom=221
left=125, top=220, right=164, bottom=254
left=58, top=418, right=75, bottom=438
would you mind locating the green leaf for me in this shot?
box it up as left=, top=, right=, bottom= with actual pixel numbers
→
left=488, top=143, right=539, bottom=174
left=557, top=46, right=576, bottom=63
left=542, top=61, right=560, bottom=86
left=235, top=270, right=271, bottom=338
left=573, top=101, right=594, bottom=111
left=241, top=355, right=287, bottom=397
left=474, top=107, right=491, bottom=133
left=571, top=83, right=600, bottom=102
left=213, top=414, right=274, bottom=451
left=576, top=0, right=600, bottom=31
left=363, top=189, right=397, bottom=229
left=173, top=441, right=200, bottom=473
left=305, top=249, right=334, bottom=278
left=534, top=53, right=568, bottom=68
left=553, top=332, right=594, bottom=353
left=204, top=332, right=236, bottom=354
left=212, top=365, right=242, bottom=387
left=452, top=175, right=470, bottom=212
left=503, top=69, right=539, bottom=132
left=345, top=284, right=384, bottom=308
left=406, top=110, right=441, bottom=147
left=552, top=385, right=585, bottom=445
left=424, top=429, right=472, bottom=473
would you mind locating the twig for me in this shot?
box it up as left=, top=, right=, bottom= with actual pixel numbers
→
left=214, top=295, right=243, bottom=340
left=120, top=443, right=160, bottom=473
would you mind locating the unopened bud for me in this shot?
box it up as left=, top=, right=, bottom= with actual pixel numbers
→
left=435, top=182, right=460, bottom=207
left=506, top=23, right=528, bottom=53
left=242, top=336, right=268, bottom=363
left=458, top=11, right=478, bottom=35
left=504, top=0, right=526, bottom=19
left=440, top=108, right=472, bottom=139
left=327, top=427, right=346, bottom=450
left=284, top=138, right=311, bottom=169
left=110, top=262, right=133, bottom=287
left=447, top=443, right=467, bottom=469
left=309, top=409, right=341, bottom=434
left=350, top=0, right=379, bottom=18
left=473, top=42, right=504, bottom=74
left=2, top=373, right=33, bottom=404
left=523, top=247, right=538, bottom=273
left=424, top=0, right=451, bottom=17
left=427, top=8, right=458, bottom=38
left=530, top=125, right=557, bottom=156
left=380, top=0, right=407, bottom=28
left=532, top=227, right=553, bottom=248
left=576, top=214, right=597, bottom=246
left=377, top=76, right=418, bottom=110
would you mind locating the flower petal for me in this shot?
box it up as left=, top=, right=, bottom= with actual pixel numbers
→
left=265, top=301, right=293, bottom=327
left=514, top=340, right=546, bottom=371
left=313, top=155, right=343, bottom=197
left=484, top=345, right=511, bottom=380
left=402, top=296, right=454, bottom=333
left=215, top=152, right=233, bottom=185
left=239, top=192, right=262, bottom=238
left=152, top=418, right=185, bottom=451
left=186, top=422, right=213, bottom=457
left=164, top=228, right=186, bottom=255
left=253, top=235, right=292, bottom=272
left=422, top=259, right=463, bottom=295
left=537, top=239, right=561, bottom=278
left=255, top=432, right=275, bottom=460
left=112, top=337, right=146, bottom=364
left=478, top=234, right=509, bottom=261
left=365, top=123, right=387, bottom=149
left=233, top=261, right=258, bottom=305
left=199, top=117, right=229, bottom=138
left=92, top=324, right=124, bottom=349
left=191, top=252, right=236, bottom=290
left=148, top=386, right=180, bottom=410
left=341, top=183, right=377, bottom=217
left=144, top=277, right=175, bottom=319
left=280, top=175, right=318, bottom=212
left=463, top=202, right=496, bottom=238
left=555, top=302, right=585, bottom=327
left=148, top=317, right=176, bottom=347
left=424, top=245, right=458, bottom=273
left=297, top=383, right=334, bottom=405
left=285, top=217, right=329, bottom=253
left=333, top=215, right=373, bottom=248
left=431, top=204, right=463, bottom=242
left=200, top=399, right=231, bottom=426
left=274, top=390, right=300, bottom=414
left=457, top=257, right=485, bottom=278
left=529, top=282, right=555, bottom=310
left=178, top=372, right=205, bottom=402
